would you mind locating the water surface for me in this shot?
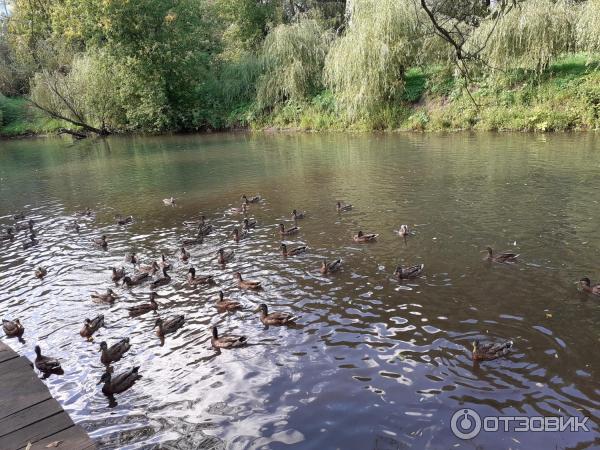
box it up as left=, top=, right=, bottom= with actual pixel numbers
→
left=0, top=132, right=599, bottom=449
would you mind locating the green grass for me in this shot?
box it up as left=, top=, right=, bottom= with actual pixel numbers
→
left=0, top=95, right=66, bottom=137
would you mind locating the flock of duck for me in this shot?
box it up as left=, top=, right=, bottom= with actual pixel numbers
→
left=1, top=194, right=599, bottom=405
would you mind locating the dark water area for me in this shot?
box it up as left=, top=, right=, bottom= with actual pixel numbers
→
left=0, top=132, right=599, bottom=449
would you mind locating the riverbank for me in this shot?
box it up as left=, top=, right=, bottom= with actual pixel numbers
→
left=2, top=55, right=599, bottom=139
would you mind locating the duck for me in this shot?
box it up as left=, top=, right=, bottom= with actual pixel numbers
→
left=76, top=207, right=93, bottom=217
left=122, top=272, right=150, bottom=287
left=34, top=345, right=63, bottom=376
left=211, top=326, right=247, bottom=349
left=292, top=209, right=305, bottom=220
left=1, top=227, right=15, bottom=240
left=484, top=246, right=519, bottom=263
left=197, top=216, right=214, bottom=236
left=111, top=267, right=126, bottom=283
left=65, top=220, right=80, bottom=232
left=3, top=318, right=24, bottom=338
left=187, top=267, right=213, bottom=285
left=281, top=243, right=307, bottom=257
left=182, top=235, right=203, bottom=246
left=394, top=264, right=424, bottom=279
left=15, top=219, right=34, bottom=232
left=353, top=231, right=378, bottom=243
left=336, top=201, right=352, bottom=212
left=472, top=339, right=513, bottom=362
left=279, top=223, right=299, bottom=236
left=91, top=288, right=119, bottom=304
left=99, top=338, right=131, bottom=365
left=242, top=194, right=261, bottom=204
left=229, top=204, right=248, bottom=214
left=115, top=215, right=134, bottom=226
left=163, top=197, right=176, bottom=206
left=128, top=293, right=160, bottom=317
left=151, top=267, right=171, bottom=289
left=398, top=224, right=411, bottom=237
left=217, top=248, right=234, bottom=265
left=98, top=366, right=141, bottom=396
left=257, top=303, right=297, bottom=326
left=231, top=227, right=248, bottom=242
left=158, top=253, right=171, bottom=270
left=13, top=212, right=26, bottom=220
left=320, top=259, right=342, bottom=275
left=35, top=267, right=48, bottom=279
left=22, top=234, right=38, bottom=249
left=179, top=247, right=190, bottom=262
left=234, top=272, right=262, bottom=290
left=124, top=252, right=138, bottom=265
left=138, top=261, right=159, bottom=275
left=93, top=235, right=108, bottom=249
left=215, top=291, right=242, bottom=312
left=80, top=314, right=105, bottom=340
left=579, top=277, right=600, bottom=296
left=243, top=218, right=257, bottom=230
left=155, top=316, right=185, bottom=338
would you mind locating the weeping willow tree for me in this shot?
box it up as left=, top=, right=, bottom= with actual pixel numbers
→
left=469, top=0, right=576, bottom=73
left=257, top=19, right=333, bottom=109
left=324, top=0, right=422, bottom=119
left=577, top=0, right=600, bottom=55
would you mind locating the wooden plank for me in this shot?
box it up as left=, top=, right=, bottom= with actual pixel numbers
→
left=0, top=340, right=20, bottom=363
left=0, top=358, right=51, bottom=420
left=0, top=412, right=74, bottom=450
left=0, top=399, right=63, bottom=438
left=24, top=425, right=95, bottom=450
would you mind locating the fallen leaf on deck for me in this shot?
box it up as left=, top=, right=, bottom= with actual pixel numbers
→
left=46, top=441, right=63, bottom=448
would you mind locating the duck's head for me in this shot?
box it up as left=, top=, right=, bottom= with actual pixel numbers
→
left=7, top=227, right=14, bottom=235
left=217, top=248, right=224, bottom=255
left=14, top=318, right=22, bottom=326
left=232, top=228, right=239, bottom=236
left=188, top=267, right=196, bottom=277
left=580, top=277, right=591, bottom=287
left=393, top=265, right=402, bottom=275
left=243, top=218, right=249, bottom=225
left=292, top=209, right=298, bottom=215
left=278, top=223, right=285, bottom=231
left=107, top=288, right=115, bottom=295
left=101, top=235, right=107, bottom=240
left=97, top=371, right=111, bottom=385
left=280, top=243, right=287, bottom=251
left=257, top=303, right=268, bottom=315
left=234, top=272, right=242, bottom=280
left=357, top=231, right=364, bottom=237
left=212, top=326, right=218, bottom=338
left=122, top=276, right=131, bottom=285
left=99, top=341, right=108, bottom=351
left=154, top=318, right=163, bottom=328
left=161, top=253, right=167, bottom=261
left=484, top=246, right=493, bottom=256
left=336, top=201, right=341, bottom=208
left=34, top=345, right=41, bottom=356
left=472, top=340, right=480, bottom=353
left=218, top=291, right=224, bottom=300
left=28, top=219, right=35, bottom=227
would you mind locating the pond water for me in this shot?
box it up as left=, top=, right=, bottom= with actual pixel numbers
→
left=0, top=132, right=599, bottom=449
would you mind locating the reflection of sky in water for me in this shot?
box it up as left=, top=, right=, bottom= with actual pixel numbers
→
left=0, top=132, right=599, bottom=449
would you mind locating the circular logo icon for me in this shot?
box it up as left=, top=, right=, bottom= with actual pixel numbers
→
left=451, top=408, right=482, bottom=440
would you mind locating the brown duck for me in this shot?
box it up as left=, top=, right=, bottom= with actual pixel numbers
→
left=234, top=272, right=262, bottom=290
left=353, top=231, right=378, bottom=243
left=281, top=243, right=307, bottom=257
left=91, top=288, right=119, bottom=304
left=211, top=326, right=247, bottom=349
left=187, top=267, right=214, bottom=285
left=3, top=318, right=24, bottom=338
left=472, top=339, right=513, bottom=362
left=128, top=293, right=160, bottom=317
left=257, top=303, right=297, bottom=326
left=279, top=223, right=299, bottom=236
left=484, top=247, right=519, bottom=263
left=100, top=338, right=131, bottom=365
left=80, top=315, right=105, bottom=340
left=155, top=316, right=185, bottom=338
left=215, top=291, right=242, bottom=312
left=320, top=259, right=342, bottom=275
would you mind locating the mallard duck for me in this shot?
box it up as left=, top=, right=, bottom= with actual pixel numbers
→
left=336, top=201, right=352, bottom=212
left=158, top=253, right=171, bottom=270
left=115, top=215, right=134, bottom=226
left=1, top=227, right=15, bottom=240
left=215, top=291, right=242, bottom=312
left=155, top=316, right=185, bottom=338
left=179, top=247, right=190, bottom=262
left=151, top=267, right=171, bottom=289
left=320, top=259, right=342, bottom=275
left=292, top=209, right=305, bottom=220
left=211, top=326, right=247, bottom=349
left=80, top=314, right=105, bottom=340
left=98, top=366, right=141, bottom=396
left=472, top=339, right=513, bottom=362
left=182, top=236, right=203, bottom=246
left=217, top=248, right=234, bottom=265
left=3, top=318, right=24, bottom=338
left=91, top=288, right=119, bottom=304
left=111, top=267, right=125, bottom=282
left=484, top=246, right=519, bottom=263
left=243, top=218, right=257, bottom=230
left=122, top=272, right=150, bottom=287
left=65, top=220, right=80, bottom=232
left=234, top=272, right=261, bottom=290
left=23, top=234, right=38, bottom=249
left=138, top=261, right=159, bottom=275
left=128, top=293, right=160, bottom=317
left=281, top=243, right=307, bottom=256
left=15, top=219, right=34, bottom=231
left=13, top=212, right=26, bottom=220
left=124, top=252, right=137, bottom=265
left=163, top=197, right=176, bottom=206
left=394, top=264, right=424, bottom=279
left=229, top=204, right=248, bottom=214
left=231, top=227, right=248, bottom=242
left=187, top=267, right=214, bottom=285
left=100, top=338, right=131, bottom=365
left=398, top=224, right=410, bottom=237
left=197, top=216, right=213, bottom=236
left=353, top=231, right=378, bottom=243
left=34, top=345, right=63, bottom=376
left=279, top=223, right=299, bottom=236
left=579, top=277, right=600, bottom=296
left=241, top=194, right=261, bottom=204
left=93, top=235, right=108, bottom=249
left=257, top=303, right=297, bottom=326
left=35, top=267, right=48, bottom=279
left=76, top=207, right=93, bottom=217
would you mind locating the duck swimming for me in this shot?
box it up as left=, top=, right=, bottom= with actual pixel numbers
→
left=93, top=235, right=108, bottom=249
left=211, top=326, right=247, bottom=349
left=158, top=253, right=171, bottom=270
left=187, top=267, right=214, bottom=285
left=256, top=303, right=297, bottom=326
left=122, top=272, right=150, bottom=287
left=91, top=288, right=119, bottom=304
left=65, top=220, right=80, bottom=232
left=182, top=236, right=203, bottom=246
left=336, top=201, right=352, bottom=212
left=472, top=339, right=513, bottom=362
left=215, top=291, right=242, bottom=312
left=163, top=197, right=176, bottom=206
left=1, top=227, right=14, bottom=240
left=197, top=216, right=213, bottom=236
left=279, top=223, right=299, bottom=236
left=23, top=234, right=38, bottom=249
left=281, top=243, right=307, bottom=257
left=80, top=315, right=105, bottom=340
left=234, top=272, right=262, bottom=290
left=98, top=366, right=141, bottom=397
left=320, top=259, right=342, bottom=275
left=155, top=316, right=185, bottom=338
left=398, top=224, right=410, bottom=237
left=484, top=246, right=519, bottom=263
left=34, top=345, right=63, bottom=376
left=179, top=247, right=190, bottom=262
left=35, top=267, right=48, bottom=279
left=128, top=293, right=160, bottom=317
left=15, top=219, right=34, bottom=232
left=100, top=338, right=131, bottom=365
left=3, top=318, right=24, bottom=338
left=111, top=267, right=126, bottom=283
left=292, top=209, right=305, bottom=220
left=394, top=264, right=424, bottom=279
left=231, top=227, right=248, bottom=242
left=243, top=218, right=257, bottom=230
left=579, top=277, right=600, bottom=296
left=124, top=252, right=137, bottom=265
left=138, top=261, right=159, bottom=275
left=13, top=212, right=26, bottom=220
left=242, top=194, right=261, bottom=204
left=217, top=248, right=234, bottom=265
left=151, top=267, right=171, bottom=289
left=115, top=215, right=133, bottom=225
left=353, top=231, right=378, bottom=243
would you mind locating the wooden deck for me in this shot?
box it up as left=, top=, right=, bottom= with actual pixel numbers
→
left=0, top=341, right=95, bottom=450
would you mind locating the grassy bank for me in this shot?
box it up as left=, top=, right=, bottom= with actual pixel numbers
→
left=0, top=96, right=65, bottom=138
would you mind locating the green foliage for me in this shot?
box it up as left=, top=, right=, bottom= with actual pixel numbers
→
left=216, top=0, right=276, bottom=52
left=257, top=19, right=332, bottom=108
left=576, top=0, right=600, bottom=55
